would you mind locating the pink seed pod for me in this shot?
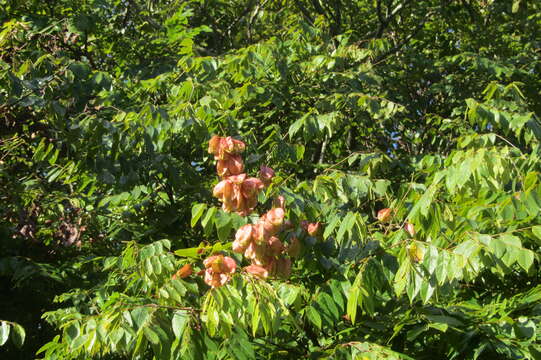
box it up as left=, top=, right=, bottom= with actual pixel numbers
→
left=245, top=264, right=269, bottom=279
left=377, top=208, right=392, bottom=222
left=307, top=222, right=321, bottom=237
left=216, top=154, right=244, bottom=177
left=405, top=222, right=415, bottom=236
left=235, top=224, right=254, bottom=247
left=265, top=207, right=285, bottom=227
left=208, top=135, right=221, bottom=156
left=273, top=195, right=286, bottom=209
left=268, top=236, right=284, bottom=256
left=259, top=165, right=275, bottom=186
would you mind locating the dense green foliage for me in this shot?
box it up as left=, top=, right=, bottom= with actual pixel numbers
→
left=2, top=0, right=541, bottom=358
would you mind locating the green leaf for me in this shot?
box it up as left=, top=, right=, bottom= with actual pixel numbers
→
left=145, top=257, right=154, bottom=275
left=132, top=332, right=147, bottom=359
left=0, top=321, right=10, bottom=346
left=191, top=203, right=207, bottom=228
left=408, top=177, right=442, bottom=220
left=425, top=315, right=464, bottom=328
left=143, top=326, right=160, bottom=345
left=347, top=286, right=359, bottom=324
left=394, top=258, right=410, bottom=297
left=171, top=279, right=187, bottom=297
left=174, top=247, right=201, bottom=258
left=306, top=306, right=322, bottom=330
left=374, top=180, right=390, bottom=196
left=512, top=0, right=521, bottom=13
left=407, top=325, right=427, bottom=341
left=517, top=249, right=535, bottom=271
left=435, top=251, right=449, bottom=285
left=131, top=307, right=152, bottom=330
left=201, top=207, right=217, bottom=236
left=289, top=113, right=309, bottom=139
left=488, top=234, right=523, bottom=267
left=259, top=303, right=273, bottom=335
left=532, top=226, right=541, bottom=240
left=68, top=62, right=91, bottom=79
left=336, top=212, right=356, bottom=244
left=420, top=276, right=436, bottom=304
left=323, top=215, right=340, bottom=239
left=428, top=322, right=448, bottom=333
left=251, top=304, right=260, bottom=337
left=150, top=256, right=162, bottom=275
left=319, top=292, right=339, bottom=321
left=215, top=212, right=232, bottom=242
left=36, top=335, right=60, bottom=355
left=279, top=284, right=300, bottom=306
left=71, top=333, right=88, bottom=350
left=162, top=255, right=175, bottom=272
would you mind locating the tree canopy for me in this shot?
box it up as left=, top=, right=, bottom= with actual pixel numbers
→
left=1, top=0, right=541, bottom=359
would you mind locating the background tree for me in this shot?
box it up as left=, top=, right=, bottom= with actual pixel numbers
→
left=1, top=0, right=541, bottom=359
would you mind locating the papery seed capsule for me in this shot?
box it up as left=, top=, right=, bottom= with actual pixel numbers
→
left=220, top=137, right=234, bottom=157
left=204, top=269, right=218, bottom=287
left=244, top=241, right=257, bottom=260
left=252, top=254, right=274, bottom=267
left=232, top=238, right=248, bottom=253
left=268, top=236, right=284, bottom=256
left=213, top=179, right=233, bottom=199
left=245, top=264, right=269, bottom=278
left=211, top=260, right=223, bottom=273
left=235, top=224, right=253, bottom=247
left=208, top=135, right=221, bottom=155
left=307, top=222, right=321, bottom=237
left=377, top=208, right=392, bottom=222
left=245, top=194, right=258, bottom=214
left=265, top=207, right=285, bottom=227
left=273, top=195, right=286, bottom=209
left=405, top=222, right=415, bottom=236
left=203, top=255, right=220, bottom=269
left=217, top=154, right=244, bottom=177
left=203, top=255, right=236, bottom=275
left=260, top=216, right=278, bottom=237
left=172, top=264, right=192, bottom=280
left=228, top=173, right=247, bottom=184
left=221, top=136, right=245, bottom=155
left=232, top=185, right=245, bottom=213
left=259, top=165, right=275, bottom=186
left=241, top=177, right=264, bottom=198
left=407, top=243, right=424, bottom=263
left=251, top=222, right=268, bottom=244
left=231, top=138, right=246, bottom=153
left=222, top=256, right=237, bottom=273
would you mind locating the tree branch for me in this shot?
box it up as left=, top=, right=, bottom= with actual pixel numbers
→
left=295, top=1, right=315, bottom=25
left=372, top=10, right=434, bottom=64
left=373, top=0, right=412, bottom=38
left=226, top=0, right=256, bottom=37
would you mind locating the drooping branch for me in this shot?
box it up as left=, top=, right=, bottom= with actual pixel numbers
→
left=226, top=0, right=256, bottom=38
left=372, top=0, right=412, bottom=38
left=247, top=0, right=272, bottom=41
left=372, top=10, right=435, bottom=64
left=295, top=1, right=315, bottom=25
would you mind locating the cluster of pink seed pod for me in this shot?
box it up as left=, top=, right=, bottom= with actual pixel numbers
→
left=233, top=204, right=292, bottom=279
left=209, top=135, right=275, bottom=216
left=202, top=135, right=322, bottom=287
left=202, top=254, right=237, bottom=288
